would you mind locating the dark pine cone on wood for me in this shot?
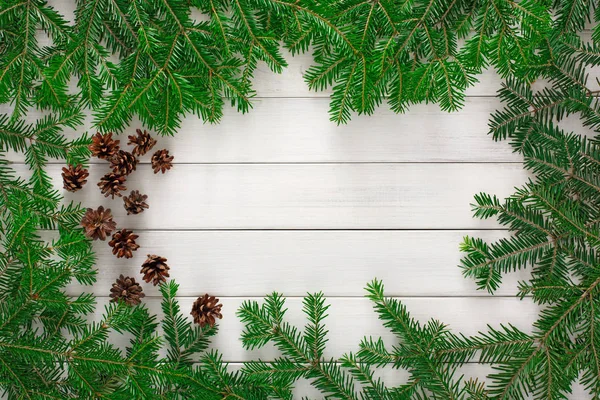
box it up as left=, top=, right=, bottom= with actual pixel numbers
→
left=81, top=206, right=117, bottom=241
left=110, top=150, right=138, bottom=176
left=98, top=172, right=126, bottom=198
left=151, top=149, right=174, bottom=174
left=110, top=274, right=145, bottom=306
left=140, top=254, right=170, bottom=286
left=191, top=294, right=223, bottom=328
left=89, top=132, right=120, bottom=159
left=123, top=190, right=149, bottom=215
left=109, top=229, right=140, bottom=259
left=61, top=164, right=89, bottom=192
left=128, top=129, right=157, bottom=156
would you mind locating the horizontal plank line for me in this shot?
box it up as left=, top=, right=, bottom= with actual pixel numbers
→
left=8, top=161, right=522, bottom=165
left=33, top=27, right=597, bottom=33
left=41, top=228, right=510, bottom=232
left=43, top=361, right=492, bottom=366
left=4, top=91, right=597, bottom=100
left=93, top=295, right=522, bottom=300
left=8, top=161, right=523, bottom=166
left=41, top=359, right=511, bottom=368
left=205, top=362, right=494, bottom=366
left=68, top=95, right=502, bottom=99
left=155, top=94, right=600, bottom=99
left=0, top=94, right=559, bottom=105
left=177, top=94, right=600, bottom=99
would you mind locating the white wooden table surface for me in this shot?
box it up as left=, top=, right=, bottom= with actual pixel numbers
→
left=7, top=2, right=593, bottom=397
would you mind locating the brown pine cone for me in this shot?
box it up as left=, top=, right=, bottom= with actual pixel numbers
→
left=81, top=206, right=117, bottom=241
left=191, top=294, right=223, bottom=328
left=108, top=229, right=140, bottom=259
left=62, top=164, right=89, bottom=192
left=123, top=190, right=149, bottom=215
left=98, top=172, right=126, bottom=198
left=110, top=274, right=145, bottom=306
left=140, top=254, right=170, bottom=286
left=128, top=129, right=157, bottom=156
left=110, top=150, right=138, bottom=176
left=89, top=132, right=120, bottom=159
left=151, top=149, right=174, bottom=174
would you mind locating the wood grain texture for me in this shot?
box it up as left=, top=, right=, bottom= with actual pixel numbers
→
left=4, top=98, right=522, bottom=163
left=4, top=100, right=593, bottom=165
left=64, top=230, right=527, bottom=297
left=13, top=163, right=528, bottom=229
left=93, top=296, right=539, bottom=362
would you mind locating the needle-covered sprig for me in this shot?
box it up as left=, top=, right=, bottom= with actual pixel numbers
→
left=0, top=0, right=594, bottom=130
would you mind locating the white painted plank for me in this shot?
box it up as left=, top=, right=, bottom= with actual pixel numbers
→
left=4, top=98, right=594, bottom=165
left=65, top=230, right=528, bottom=297
left=3, top=98, right=522, bottom=163
left=94, top=296, right=539, bottom=362
left=14, top=163, right=528, bottom=229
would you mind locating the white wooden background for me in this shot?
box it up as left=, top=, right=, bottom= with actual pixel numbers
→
left=5, top=2, right=593, bottom=397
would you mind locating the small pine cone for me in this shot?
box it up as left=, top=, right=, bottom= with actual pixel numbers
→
left=124, top=190, right=149, bottom=215
left=61, top=164, right=89, bottom=192
left=110, top=274, right=145, bottom=306
left=89, top=132, right=120, bottom=160
left=110, top=150, right=138, bottom=176
left=191, top=294, right=223, bottom=328
left=128, top=129, right=157, bottom=156
left=140, top=254, right=170, bottom=286
left=98, top=172, right=126, bottom=199
left=108, top=229, right=140, bottom=259
left=151, top=149, right=174, bottom=174
left=81, top=206, right=117, bottom=241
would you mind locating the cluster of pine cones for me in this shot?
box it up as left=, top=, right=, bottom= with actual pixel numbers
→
left=69, top=130, right=222, bottom=327
left=69, top=129, right=174, bottom=197
left=75, top=129, right=168, bottom=260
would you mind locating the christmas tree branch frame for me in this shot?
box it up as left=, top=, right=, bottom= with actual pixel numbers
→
left=2, top=0, right=600, bottom=398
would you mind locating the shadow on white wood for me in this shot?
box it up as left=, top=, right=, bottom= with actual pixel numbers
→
left=64, top=230, right=528, bottom=297
left=3, top=98, right=518, bottom=163
left=11, top=163, right=529, bottom=229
